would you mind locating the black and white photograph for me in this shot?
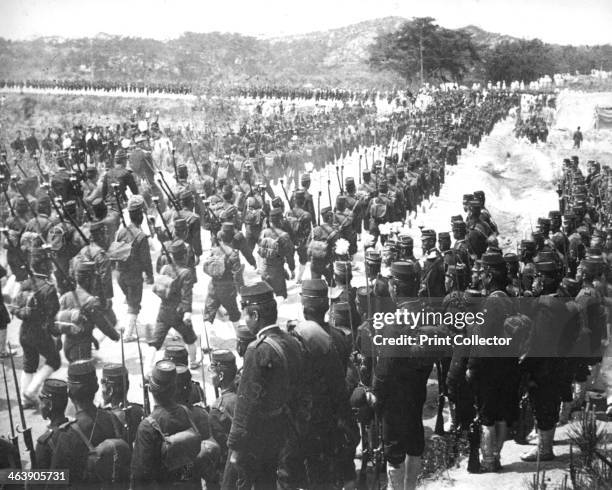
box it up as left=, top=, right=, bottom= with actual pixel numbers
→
left=0, top=0, right=612, bottom=488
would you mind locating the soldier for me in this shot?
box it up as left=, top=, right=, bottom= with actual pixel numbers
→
left=53, top=359, right=130, bottom=487
left=290, top=172, right=316, bottom=220
left=451, top=218, right=472, bottom=267
left=368, top=180, right=393, bottom=245
left=473, top=190, right=498, bottom=234
left=146, top=239, right=200, bottom=371
left=24, top=194, right=53, bottom=242
left=243, top=196, right=266, bottom=254
left=209, top=349, right=238, bottom=463
left=467, top=253, right=519, bottom=472
left=289, top=279, right=357, bottom=488
left=419, top=229, right=446, bottom=298
left=116, top=195, right=154, bottom=342
left=100, top=363, right=145, bottom=447
left=55, top=261, right=119, bottom=362
left=257, top=207, right=295, bottom=299
left=219, top=212, right=257, bottom=270
left=165, top=189, right=203, bottom=263
left=344, top=176, right=363, bottom=236
left=131, top=360, right=210, bottom=488
left=101, top=148, right=139, bottom=241
left=9, top=247, right=60, bottom=407
left=334, top=195, right=357, bottom=257
left=330, top=261, right=361, bottom=333
left=172, top=217, right=198, bottom=281
left=370, top=261, right=438, bottom=489
left=225, top=282, right=305, bottom=489
left=307, top=206, right=337, bottom=284
left=25, top=128, right=40, bottom=156
left=286, top=189, right=313, bottom=283
left=164, top=344, right=206, bottom=405
left=202, top=223, right=243, bottom=334
left=35, top=379, right=70, bottom=469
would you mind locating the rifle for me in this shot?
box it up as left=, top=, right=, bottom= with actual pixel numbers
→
left=152, top=196, right=173, bottom=240
left=2, top=360, right=20, bottom=467
left=41, top=183, right=66, bottom=224
left=158, top=172, right=180, bottom=211
left=188, top=142, right=203, bottom=178
left=279, top=179, right=290, bottom=205
left=12, top=157, right=27, bottom=178
left=327, top=179, right=332, bottom=208
left=341, top=164, right=345, bottom=193
left=317, top=191, right=321, bottom=226
left=467, top=412, right=481, bottom=473
left=8, top=347, right=36, bottom=468
left=359, top=155, right=362, bottom=184
left=434, top=360, right=446, bottom=435
left=197, top=333, right=209, bottom=409
left=170, top=145, right=179, bottom=181
left=202, top=319, right=219, bottom=399
left=69, top=173, right=93, bottom=221
left=134, top=326, right=151, bottom=416
left=335, top=166, right=343, bottom=194
left=56, top=196, right=90, bottom=245
left=0, top=175, right=16, bottom=217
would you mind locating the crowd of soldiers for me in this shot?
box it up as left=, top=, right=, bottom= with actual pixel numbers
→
left=1, top=85, right=606, bottom=489
left=0, top=79, right=193, bottom=96
left=232, top=86, right=410, bottom=103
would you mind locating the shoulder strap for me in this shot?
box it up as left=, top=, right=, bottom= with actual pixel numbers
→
left=180, top=405, right=200, bottom=434
left=262, top=336, right=289, bottom=393
left=70, top=421, right=96, bottom=451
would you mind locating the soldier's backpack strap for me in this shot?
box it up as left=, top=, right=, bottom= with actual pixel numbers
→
left=261, top=336, right=291, bottom=418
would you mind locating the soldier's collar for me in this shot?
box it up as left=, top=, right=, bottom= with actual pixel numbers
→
left=257, top=324, right=280, bottom=339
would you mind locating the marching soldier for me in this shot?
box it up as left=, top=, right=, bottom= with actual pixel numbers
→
left=290, top=172, right=316, bottom=220
left=225, top=282, right=305, bottom=489
left=116, top=195, right=154, bottom=342
left=286, top=189, right=313, bottom=283
left=165, top=189, right=203, bottom=263
left=164, top=344, right=206, bottom=405
left=257, top=207, right=295, bottom=299
left=307, top=206, right=337, bottom=284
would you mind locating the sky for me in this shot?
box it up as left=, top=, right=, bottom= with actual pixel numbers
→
left=0, top=0, right=611, bottom=45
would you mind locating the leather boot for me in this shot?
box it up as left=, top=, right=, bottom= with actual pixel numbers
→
left=404, top=455, right=421, bottom=490
left=521, top=428, right=555, bottom=462
left=480, top=425, right=497, bottom=472
left=494, top=421, right=508, bottom=471
left=386, top=461, right=405, bottom=490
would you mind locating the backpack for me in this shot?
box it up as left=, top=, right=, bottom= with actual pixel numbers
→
left=244, top=208, right=264, bottom=227
left=308, top=240, right=328, bottom=260
left=48, top=224, right=67, bottom=252
left=147, top=406, right=202, bottom=479
left=70, top=415, right=131, bottom=483
left=202, top=247, right=229, bottom=279
left=370, top=198, right=388, bottom=222
left=153, top=265, right=178, bottom=301
left=257, top=229, right=281, bottom=259
left=109, top=227, right=142, bottom=265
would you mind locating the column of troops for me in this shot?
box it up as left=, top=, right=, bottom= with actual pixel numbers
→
left=2, top=90, right=605, bottom=490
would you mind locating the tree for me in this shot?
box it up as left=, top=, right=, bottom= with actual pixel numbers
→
left=368, top=17, right=481, bottom=85
left=483, top=39, right=555, bottom=83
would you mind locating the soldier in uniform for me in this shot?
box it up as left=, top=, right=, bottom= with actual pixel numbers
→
left=371, top=261, right=438, bottom=489
left=330, top=261, right=361, bottom=333
left=9, top=247, right=61, bottom=407
left=343, top=176, right=363, bottom=236
left=290, top=173, right=316, bottom=220
left=307, top=206, right=337, bottom=284
left=145, top=239, right=199, bottom=372
left=243, top=196, right=266, bottom=254
left=225, top=282, right=305, bottom=490
left=101, top=148, right=139, bottom=242
left=165, top=189, right=203, bottom=264
left=55, top=260, right=119, bottom=362
left=334, top=195, right=357, bottom=257
left=202, top=223, right=243, bottom=333
left=131, top=360, right=210, bottom=489
left=164, top=344, right=206, bottom=405
left=209, top=349, right=238, bottom=462
left=116, top=195, right=154, bottom=341
left=53, top=359, right=129, bottom=487
left=286, top=189, right=313, bottom=283
left=257, top=207, right=295, bottom=299
left=100, top=363, right=145, bottom=447
left=35, top=379, right=70, bottom=469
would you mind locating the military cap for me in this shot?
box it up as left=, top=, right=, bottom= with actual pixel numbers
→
left=334, top=261, right=352, bottom=276
left=473, top=190, right=485, bottom=200
left=537, top=217, right=551, bottom=226
left=329, top=301, right=350, bottom=327
left=294, top=189, right=306, bottom=200
left=102, top=363, right=128, bottom=380
left=421, top=229, right=436, bottom=239
left=365, top=250, right=382, bottom=265
left=451, top=215, right=464, bottom=223
left=531, top=231, right=544, bottom=241
left=462, top=193, right=474, bottom=202
left=300, top=279, right=329, bottom=299
left=548, top=210, right=561, bottom=218
left=68, top=359, right=97, bottom=385
left=211, top=349, right=236, bottom=367
left=578, top=258, right=602, bottom=275
left=391, top=261, right=417, bottom=280
left=362, top=169, right=371, bottom=176
left=149, top=360, right=177, bottom=392
left=114, top=148, right=128, bottom=162
left=240, top=282, right=275, bottom=306
left=562, top=213, right=576, bottom=222
left=485, top=246, right=502, bottom=255
left=174, top=218, right=187, bottom=231
left=76, top=260, right=95, bottom=275
left=586, top=247, right=603, bottom=259
left=398, top=235, right=413, bottom=246
left=534, top=261, right=558, bottom=273
left=453, top=221, right=467, bottom=231
left=562, top=277, right=581, bottom=296
left=40, top=379, right=68, bottom=398
left=438, top=232, right=451, bottom=240
left=164, top=345, right=189, bottom=366
left=221, top=222, right=234, bottom=233
left=520, top=239, right=536, bottom=251
left=345, top=177, right=355, bottom=187
left=336, top=195, right=347, bottom=205
left=481, top=252, right=506, bottom=269
left=235, top=324, right=256, bottom=341
left=89, top=220, right=105, bottom=232
left=468, top=199, right=481, bottom=208
left=503, top=252, right=519, bottom=263
left=127, top=195, right=145, bottom=211
left=301, top=173, right=311, bottom=184
left=321, top=206, right=332, bottom=215
left=269, top=207, right=283, bottom=218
